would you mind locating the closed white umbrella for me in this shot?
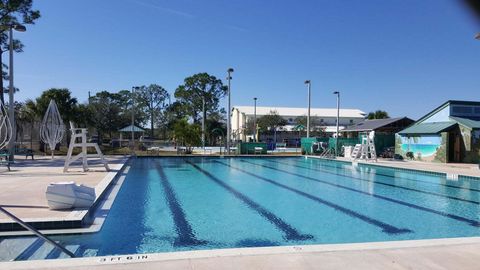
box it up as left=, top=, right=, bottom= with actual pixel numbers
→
left=40, top=100, right=65, bottom=159
left=0, top=100, right=12, bottom=150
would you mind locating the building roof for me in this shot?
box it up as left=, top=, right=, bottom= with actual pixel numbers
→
left=233, top=106, right=366, bottom=118
left=416, top=100, right=480, bottom=123
left=449, top=117, right=480, bottom=129
left=282, top=125, right=344, bottom=132
left=342, top=117, right=411, bottom=132
left=119, top=125, right=145, bottom=132
left=397, top=122, right=457, bottom=135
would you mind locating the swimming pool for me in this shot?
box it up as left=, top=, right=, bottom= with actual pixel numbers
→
left=2, top=156, right=480, bottom=261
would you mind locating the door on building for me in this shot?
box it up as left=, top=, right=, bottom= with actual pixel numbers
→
left=448, top=132, right=462, bottom=163
left=454, top=134, right=461, bottom=162
left=448, top=131, right=462, bottom=162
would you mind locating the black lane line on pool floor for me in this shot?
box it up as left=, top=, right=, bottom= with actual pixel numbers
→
left=157, top=164, right=207, bottom=247
left=185, top=160, right=313, bottom=241
left=267, top=159, right=480, bottom=205
left=240, top=160, right=480, bottom=228
left=301, top=158, right=480, bottom=194
left=214, top=161, right=412, bottom=235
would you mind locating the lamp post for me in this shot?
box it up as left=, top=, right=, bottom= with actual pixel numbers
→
left=1, top=23, right=26, bottom=161
left=253, top=97, right=257, bottom=142
left=202, top=95, right=205, bottom=152
left=333, top=91, right=340, bottom=157
left=304, top=80, right=311, bottom=138
left=131, top=86, right=139, bottom=149
left=226, top=68, right=234, bottom=153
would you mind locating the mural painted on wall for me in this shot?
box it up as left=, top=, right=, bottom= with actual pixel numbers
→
left=395, top=134, right=446, bottom=162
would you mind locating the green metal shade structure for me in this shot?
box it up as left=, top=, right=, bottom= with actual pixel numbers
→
left=118, top=125, right=145, bottom=141
left=119, top=125, right=145, bottom=133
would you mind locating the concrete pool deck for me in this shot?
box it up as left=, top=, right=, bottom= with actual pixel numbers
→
left=0, top=155, right=127, bottom=233
left=311, top=156, right=480, bottom=178
left=2, top=237, right=480, bottom=269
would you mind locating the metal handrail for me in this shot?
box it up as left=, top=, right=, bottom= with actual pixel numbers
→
left=0, top=207, right=75, bottom=258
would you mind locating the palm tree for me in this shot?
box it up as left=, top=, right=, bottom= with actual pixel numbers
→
left=17, top=100, right=38, bottom=150
left=367, top=110, right=390, bottom=119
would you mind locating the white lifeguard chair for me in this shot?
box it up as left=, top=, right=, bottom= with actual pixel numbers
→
left=353, top=131, right=377, bottom=162
left=63, top=122, right=109, bottom=172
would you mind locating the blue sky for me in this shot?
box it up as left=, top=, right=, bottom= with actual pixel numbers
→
left=10, top=0, right=480, bottom=119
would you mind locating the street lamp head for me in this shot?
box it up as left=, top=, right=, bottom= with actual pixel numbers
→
left=12, top=24, right=26, bottom=32
left=0, top=23, right=26, bottom=32
left=304, top=80, right=310, bottom=84
left=227, top=68, right=234, bottom=73
left=475, top=33, right=480, bottom=40
left=254, top=97, right=257, bottom=101
left=333, top=91, right=339, bottom=95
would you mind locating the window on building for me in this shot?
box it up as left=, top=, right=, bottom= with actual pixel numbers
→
left=452, top=106, right=473, bottom=114
left=349, top=119, right=353, bottom=124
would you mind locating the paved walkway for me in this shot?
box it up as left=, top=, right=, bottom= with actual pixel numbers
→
left=0, top=155, right=126, bottom=222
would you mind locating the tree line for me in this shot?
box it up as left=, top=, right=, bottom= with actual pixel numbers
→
left=13, top=72, right=229, bottom=148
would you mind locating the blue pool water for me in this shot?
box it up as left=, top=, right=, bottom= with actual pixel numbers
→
left=3, top=157, right=480, bottom=260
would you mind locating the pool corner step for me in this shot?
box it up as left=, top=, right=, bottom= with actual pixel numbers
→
left=0, top=237, right=37, bottom=261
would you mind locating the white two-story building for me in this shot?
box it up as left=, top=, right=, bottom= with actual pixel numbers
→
left=231, top=106, right=366, bottom=143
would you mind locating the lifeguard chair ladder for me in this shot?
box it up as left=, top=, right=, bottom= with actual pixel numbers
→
left=64, top=122, right=109, bottom=172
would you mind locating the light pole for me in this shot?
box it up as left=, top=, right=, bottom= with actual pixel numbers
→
left=131, top=86, right=139, bottom=149
left=1, top=23, right=26, bottom=161
left=333, top=91, right=340, bottom=157
left=304, top=80, right=311, bottom=138
left=253, top=97, right=257, bottom=142
left=226, top=68, right=234, bottom=153
left=202, top=95, right=205, bottom=152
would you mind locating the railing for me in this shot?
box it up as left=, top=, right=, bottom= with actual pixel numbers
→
left=319, top=148, right=336, bottom=159
left=0, top=207, right=75, bottom=258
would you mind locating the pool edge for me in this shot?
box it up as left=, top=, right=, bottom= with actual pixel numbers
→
left=2, top=236, right=480, bottom=269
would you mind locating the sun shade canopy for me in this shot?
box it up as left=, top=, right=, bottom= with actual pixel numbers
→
left=119, top=125, right=145, bottom=132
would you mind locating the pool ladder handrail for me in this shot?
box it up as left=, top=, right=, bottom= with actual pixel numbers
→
left=319, top=148, right=335, bottom=159
left=0, top=206, right=76, bottom=258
